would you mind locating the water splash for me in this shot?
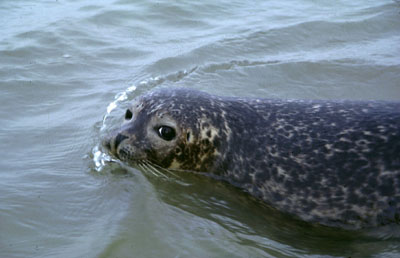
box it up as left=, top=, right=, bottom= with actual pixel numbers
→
left=92, top=145, right=112, bottom=171
left=101, top=84, right=137, bottom=131
left=93, top=84, right=138, bottom=172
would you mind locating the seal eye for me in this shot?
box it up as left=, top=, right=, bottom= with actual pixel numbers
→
left=125, top=109, right=133, bottom=120
left=157, top=126, right=176, bottom=141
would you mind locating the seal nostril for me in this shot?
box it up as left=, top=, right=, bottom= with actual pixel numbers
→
left=115, top=134, right=129, bottom=149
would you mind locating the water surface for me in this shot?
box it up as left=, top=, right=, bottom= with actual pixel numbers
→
left=1, top=0, right=400, bottom=257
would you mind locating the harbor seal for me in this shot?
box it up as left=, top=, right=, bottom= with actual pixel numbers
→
left=103, top=87, right=400, bottom=229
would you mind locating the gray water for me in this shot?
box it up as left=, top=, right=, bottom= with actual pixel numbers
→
left=1, top=0, right=400, bottom=257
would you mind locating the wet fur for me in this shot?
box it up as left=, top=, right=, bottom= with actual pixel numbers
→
left=105, top=88, right=400, bottom=229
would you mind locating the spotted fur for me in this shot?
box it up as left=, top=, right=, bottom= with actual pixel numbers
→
left=104, top=88, right=400, bottom=229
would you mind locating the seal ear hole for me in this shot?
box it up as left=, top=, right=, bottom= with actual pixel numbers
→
left=125, top=109, right=133, bottom=120
left=156, top=126, right=176, bottom=141
left=186, top=132, right=191, bottom=141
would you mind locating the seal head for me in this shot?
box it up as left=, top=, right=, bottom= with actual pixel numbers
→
left=105, top=88, right=230, bottom=173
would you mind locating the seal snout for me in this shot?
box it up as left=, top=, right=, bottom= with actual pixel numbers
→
left=102, top=133, right=129, bottom=159
left=115, top=134, right=129, bottom=149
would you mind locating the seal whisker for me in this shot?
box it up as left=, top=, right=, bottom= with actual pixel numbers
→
left=137, top=162, right=158, bottom=177
left=145, top=161, right=180, bottom=178
left=144, top=161, right=195, bottom=186
left=139, top=161, right=167, bottom=178
left=145, top=162, right=169, bottom=179
left=144, top=161, right=174, bottom=179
